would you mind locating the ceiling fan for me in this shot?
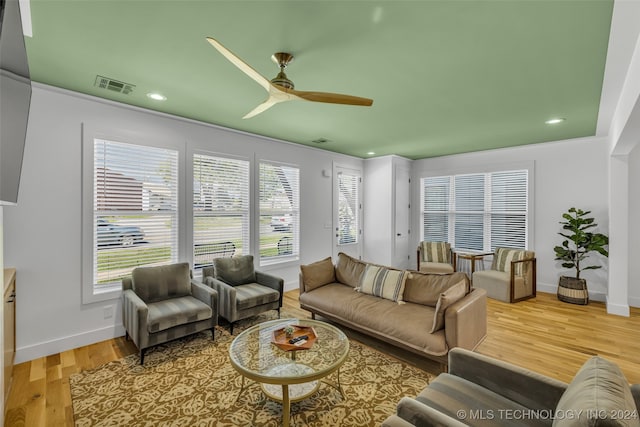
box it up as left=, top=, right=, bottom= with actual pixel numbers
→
left=205, top=37, right=374, bottom=119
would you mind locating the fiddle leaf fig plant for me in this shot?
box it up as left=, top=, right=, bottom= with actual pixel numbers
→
left=554, top=207, right=609, bottom=279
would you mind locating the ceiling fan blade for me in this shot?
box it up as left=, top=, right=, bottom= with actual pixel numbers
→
left=243, top=97, right=283, bottom=119
left=206, top=37, right=271, bottom=92
left=289, top=89, right=373, bottom=106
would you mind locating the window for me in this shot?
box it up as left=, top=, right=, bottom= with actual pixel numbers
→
left=421, top=169, right=529, bottom=252
left=259, top=162, right=299, bottom=264
left=337, top=170, right=360, bottom=245
left=193, top=153, right=250, bottom=269
left=90, top=138, right=179, bottom=295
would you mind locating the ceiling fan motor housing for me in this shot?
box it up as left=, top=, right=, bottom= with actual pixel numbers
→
left=270, top=52, right=295, bottom=89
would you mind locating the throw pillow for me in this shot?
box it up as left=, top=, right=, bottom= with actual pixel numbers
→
left=430, top=279, right=467, bottom=333
left=404, top=272, right=470, bottom=307
left=300, top=257, right=336, bottom=292
left=492, top=247, right=525, bottom=274
left=335, top=252, right=367, bottom=288
left=357, top=264, right=408, bottom=303
left=421, top=241, right=451, bottom=263
left=553, top=356, right=640, bottom=427
left=132, top=262, right=191, bottom=303
left=213, top=255, right=256, bottom=286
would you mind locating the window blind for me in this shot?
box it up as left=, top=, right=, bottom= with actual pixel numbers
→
left=337, top=171, right=359, bottom=245
left=421, top=169, right=528, bottom=252
left=193, top=153, right=250, bottom=269
left=93, top=139, right=178, bottom=287
left=259, top=162, right=300, bottom=263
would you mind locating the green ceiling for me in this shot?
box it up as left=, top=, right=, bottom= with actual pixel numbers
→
left=24, top=0, right=613, bottom=159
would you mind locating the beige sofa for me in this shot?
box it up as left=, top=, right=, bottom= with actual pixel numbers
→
left=298, top=253, right=487, bottom=365
left=383, top=347, right=640, bottom=427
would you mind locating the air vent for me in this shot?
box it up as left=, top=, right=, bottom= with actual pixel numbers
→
left=94, top=75, right=135, bottom=95
left=312, top=138, right=330, bottom=144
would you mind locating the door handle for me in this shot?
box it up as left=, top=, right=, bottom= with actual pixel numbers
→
left=397, top=233, right=402, bottom=236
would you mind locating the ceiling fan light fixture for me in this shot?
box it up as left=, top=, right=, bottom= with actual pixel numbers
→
left=545, top=117, right=565, bottom=125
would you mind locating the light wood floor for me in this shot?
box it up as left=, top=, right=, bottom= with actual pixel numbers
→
left=4, top=291, right=640, bottom=426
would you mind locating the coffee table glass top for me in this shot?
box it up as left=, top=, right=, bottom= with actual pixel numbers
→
left=229, top=318, right=349, bottom=383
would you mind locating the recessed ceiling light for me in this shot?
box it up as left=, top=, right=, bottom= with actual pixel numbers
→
left=367, top=151, right=376, bottom=156
left=545, top=118, right=565, bottom=125
left=147, top=92, right=167, bottom=101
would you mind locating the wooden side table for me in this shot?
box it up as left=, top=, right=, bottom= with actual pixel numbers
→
left=456, top=253, right=492, bottom=277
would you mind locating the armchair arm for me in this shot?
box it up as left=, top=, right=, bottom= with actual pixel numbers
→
left=448, top=347, right=567, bottom=412
left=203, top=276, right=237, bottom=321
left=631, top=384, right=640, bottom=413
left=191, top=279, right=218, bottom=322
left=395, top=397, right=468, bottom=427
left=510, top=257, right=537, bottom=302
left=122, top=289, right=149, bottom=349
left=444, top=288, right=487, bottom=351
left=256, top=270, right=284, bottom=308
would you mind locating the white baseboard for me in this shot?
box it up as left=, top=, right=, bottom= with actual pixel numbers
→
left=283, top=280, right=298, bottom=292
left=15, top=324, right=126, bottom=364
left=606, top=298, right=630, bottom=317
left=536, top=282, right=607, bottom=302
left=629, top=295, right=640, bottom=308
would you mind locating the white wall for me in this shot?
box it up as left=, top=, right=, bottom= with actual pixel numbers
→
left=411, top=136, right=611, bottom=299
left=629, top=144, right=640, bottom=307
left=3, top=84, right=362, bottom=363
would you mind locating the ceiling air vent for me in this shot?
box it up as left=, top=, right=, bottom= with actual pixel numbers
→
left=94, top=75, right=135, bottom=95
left=312, top=138, right=330, bottom=144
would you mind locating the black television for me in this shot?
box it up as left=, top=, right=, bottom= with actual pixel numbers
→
left=0, top=0, right=31, bottom=205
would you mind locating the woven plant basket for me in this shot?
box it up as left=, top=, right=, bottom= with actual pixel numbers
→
left=557, top=276, right=589, bottom=305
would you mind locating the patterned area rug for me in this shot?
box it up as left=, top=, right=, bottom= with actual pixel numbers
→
left=70, top=312, right=433, bottom=426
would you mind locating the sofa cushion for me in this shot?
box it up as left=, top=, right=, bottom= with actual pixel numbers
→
left=418, top=261, right=455, bottom=274
left=300, top=256, right=336, bottom=292
left=132, top=262, right=191, bottom=303
left=431, top=279, right=468, bottom=333
left=213, top=255, right=256, bottom=286
left=335, top=252, right=367, bottom=288
left=404, top=272, right=469, bottom=307
left=553, top=356, right=640, bottom=427
left=299, top=283, right=447, bottom=356
left=147, top=295, right=212, bottom=333
left=234, top=283, right=280, bottom=310
left=417, top=373, right=551, bottom=427
left=358, top=264, right=408, bottom=303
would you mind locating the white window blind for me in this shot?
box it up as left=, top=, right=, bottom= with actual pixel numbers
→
left=338, top=171, right=360, bottom=245
left=421, top=169, right=528, bottom=252
left=259, top=162, right=300, bottom=263
left=423, top=176, right=450, bottom=242
left=93, top=139, right=178, bottom=288
left=490, top=170, right=527, bottom=249
left=193, top=153, right=250, bottom=269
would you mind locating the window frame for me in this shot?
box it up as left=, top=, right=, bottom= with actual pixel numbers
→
left=419, top=161, right=534, bottom=253
left=81, top=126, right=186, bottom=304
left=190, top=150, right=251, bottom=272
left=256, top=159, right=300, bottom=267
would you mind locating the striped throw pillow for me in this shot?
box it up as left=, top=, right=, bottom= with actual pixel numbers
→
left=421, top=241, right=451, bottom=263
left=357, top=265, right=408, bottom=304
left=492, top=247, right=525, bottom=274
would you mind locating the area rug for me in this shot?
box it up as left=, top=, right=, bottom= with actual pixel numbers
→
left=70, top=313, right=433, bottom=426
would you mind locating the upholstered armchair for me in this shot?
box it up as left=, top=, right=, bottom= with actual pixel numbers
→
left=417, top=241, right=456, bottom=274
left=202, top=255, right=283, bottom=334
left=122, top=262, right=218, bottom=364
left=472, top=247, right=537, bottom=303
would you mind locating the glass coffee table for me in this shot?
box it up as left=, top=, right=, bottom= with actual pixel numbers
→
left=229, top=318, right=349, bottom=427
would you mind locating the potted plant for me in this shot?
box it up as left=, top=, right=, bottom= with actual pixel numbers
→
left=553, top=207, right=609, bottom=305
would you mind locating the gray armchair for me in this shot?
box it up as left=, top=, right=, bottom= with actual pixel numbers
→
left=122, top=262, right=218, bottom=364
left=202, top=255, right=283, bottom=335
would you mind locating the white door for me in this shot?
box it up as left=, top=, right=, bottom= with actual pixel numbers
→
left=394, top=165, right=411, bottom=268
left=333, top=165, right=363, bottom=260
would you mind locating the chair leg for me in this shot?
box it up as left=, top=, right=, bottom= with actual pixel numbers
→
left=229, top=322, right=234, bottom=335
left=211, top=327, right=215, bottom=341
left=140, top=348, right=146, bottom=365
left=277, top=308, right=281, bottom=319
